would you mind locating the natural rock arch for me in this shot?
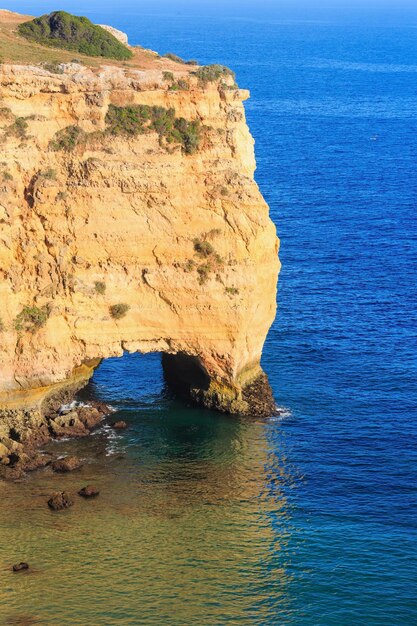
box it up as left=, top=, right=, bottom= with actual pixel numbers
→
left=0, top=44, right=280, bottom=474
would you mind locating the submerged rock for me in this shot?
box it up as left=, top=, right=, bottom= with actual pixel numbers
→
left=51, top=456, right=82, bottom=473
left=47, top=402, right=110, bottom=439
left=47, top=491, right=73, bottom=511
left=77, top=406, right=102, bottom=429
left=111, top=420, right=128, bottom=430
left=0, top=400, right=113, bottom=480
left=12, top=562, right=29, bottom=572
left=78, top=485, right=100, bottom=498
left=23, top=453, right=52, bottom=472
left=49, top=411, right=88, bottom=437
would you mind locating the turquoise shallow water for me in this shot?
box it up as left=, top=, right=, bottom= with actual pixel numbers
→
left=1, top=6, right=417, bottom=625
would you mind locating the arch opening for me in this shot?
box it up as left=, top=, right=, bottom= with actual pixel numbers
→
left=77, top=350, right=276, bottom=419
left=75, top=351, right=212, bottom=408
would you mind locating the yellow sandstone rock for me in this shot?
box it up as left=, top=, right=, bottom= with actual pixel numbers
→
left=0, top=14, right=280, bottom=426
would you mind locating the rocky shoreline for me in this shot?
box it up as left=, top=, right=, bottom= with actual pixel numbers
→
left=0, top=400, right=112, bottom=480
left=0, top=364, right=278, bottom=481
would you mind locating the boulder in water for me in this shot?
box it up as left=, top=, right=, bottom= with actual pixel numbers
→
left=49, top=411, right=88, bottom=437
left=51, top=456, right=82, bottom=473
left=47, top=491, right=73, bottom=511
left=77, top=407, right=102, bottom=429
left=78, top=485, right=100, bottom=498
left=111, top=420, right=128, bottom=430
left=13, top=562, right=29, bottom=572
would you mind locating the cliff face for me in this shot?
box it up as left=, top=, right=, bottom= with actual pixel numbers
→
left=0, top=58, right=279, bottom=423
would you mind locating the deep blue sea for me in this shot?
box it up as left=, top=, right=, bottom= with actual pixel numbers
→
left=2, top=6, right=417, bottom=625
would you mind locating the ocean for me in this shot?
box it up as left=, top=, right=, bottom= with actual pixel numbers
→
left=1, top=8, right=416, bottom=625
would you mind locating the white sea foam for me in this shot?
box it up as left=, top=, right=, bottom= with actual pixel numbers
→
left=59, top=400, right=91, bottom=414
left=59, top=400, right=116, bottom=415
left=269, top=406, right=292, bottom=422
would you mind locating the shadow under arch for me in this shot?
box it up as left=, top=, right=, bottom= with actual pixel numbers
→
left=76, top=350, right=219, bottom=419
left=75, top=346, right=276, bottom=419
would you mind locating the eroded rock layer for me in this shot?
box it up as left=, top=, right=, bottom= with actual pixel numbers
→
left=0, top=57, right=280, bottom=453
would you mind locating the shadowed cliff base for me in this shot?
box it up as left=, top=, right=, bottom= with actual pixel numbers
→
left=0, top=351, right=276, bottom=479
left=162, top=353, right=276, bottom=418
left=0, top=368, right=112, bottom=480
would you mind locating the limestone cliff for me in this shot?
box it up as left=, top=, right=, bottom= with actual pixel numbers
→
left=0, top=13, right=280, bottom=446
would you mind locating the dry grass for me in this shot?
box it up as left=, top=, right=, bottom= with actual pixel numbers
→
left=0, top=10, right=103, bottom=66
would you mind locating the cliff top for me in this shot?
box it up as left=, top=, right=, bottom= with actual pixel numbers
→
left=17, top=11, right=134, bottom=60
left=0, top=9, right=195, bottom=72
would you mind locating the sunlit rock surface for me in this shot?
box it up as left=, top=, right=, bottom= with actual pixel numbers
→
left=0, top=12, right=280, bottom=447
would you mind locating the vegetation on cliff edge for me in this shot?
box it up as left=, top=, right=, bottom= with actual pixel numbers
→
left=110, top=303, right=130, bottom=319
left=163, top=53, right=198, bottom=66
left=5, top=116, right=28, bottom=139
left=192, top=233, right=224, bottom=285
left=193, top=64, right=236, bottom=85
left=94, top=281, right=106, bottom=295
left=49, top=125, right=85, bottom=152
left=105, top=104, right=201, bottom=154
left=14, top=305, right=50, bottom=333
left=18, top=11, right=133, bottom=60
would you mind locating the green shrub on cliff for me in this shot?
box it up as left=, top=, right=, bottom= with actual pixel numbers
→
left=163, top=53, right=186, bottom=64
left=168, top=79, right=189, bottom=92
left=94, top=281, right=106, bottom=295
left=105, top=104, right=150, bottom=136
left=6, top=117, right=28, bottom=139
left=191, top=234, right=225, bottom=285
left=183, top=259, right=196, bottom=273
left=40, top=168, right=57, bottom=180
left=18, top=11, right=133, bottom=60
left=193, top=239, right=215, bottom=258
left=194, top=64, right=236, bottom=85
left=163, top=53, right=199, bottom=66
left=15, top=305, right=50, bottom=333
left=173, top=116, right=200, bottom=154
left=49, top=125, right=85, bottom=152
left=197, top=263, right=212, bottom=285
left=42, top=61, right=64, bottom=74
left=105, top=104, right=201, bottom=154
left=110, top=303, right=130, bottom=320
